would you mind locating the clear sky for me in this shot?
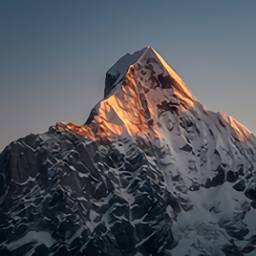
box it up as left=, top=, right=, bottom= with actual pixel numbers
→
left=1, top=0, right=256, bottom=151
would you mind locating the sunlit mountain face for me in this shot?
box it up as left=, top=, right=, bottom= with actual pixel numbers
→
left=57, top=46, right=196, bottom=141
left=1, top=47, right=256, bottom=256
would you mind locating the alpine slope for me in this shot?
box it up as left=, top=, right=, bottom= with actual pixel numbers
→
left=1, top=46, right=256, bottom=256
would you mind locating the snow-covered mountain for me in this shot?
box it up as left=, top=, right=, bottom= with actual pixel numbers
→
left=1, top=46, right=256, bottom=256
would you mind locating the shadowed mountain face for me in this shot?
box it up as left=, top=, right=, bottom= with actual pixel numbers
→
left=1, top=46, right=256, bottom=256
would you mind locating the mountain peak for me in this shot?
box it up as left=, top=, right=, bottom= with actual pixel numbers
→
left=104, top=46, right=151, bottom=97
left=57, top=47, right=253, bottom=144
left=104, top=46, right=195, bottom=103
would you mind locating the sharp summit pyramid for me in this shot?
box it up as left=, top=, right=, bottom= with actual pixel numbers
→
left=1, top=47, right=256, bottom=256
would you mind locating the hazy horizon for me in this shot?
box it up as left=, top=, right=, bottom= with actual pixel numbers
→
left=1, top=0, right=256, bottom=151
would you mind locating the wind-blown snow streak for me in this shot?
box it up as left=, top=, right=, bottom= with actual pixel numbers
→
left=1, top=46, right=256, bottom=255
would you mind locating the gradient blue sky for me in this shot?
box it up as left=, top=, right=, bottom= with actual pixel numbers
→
left=1, top=0, right=256, bottom=151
